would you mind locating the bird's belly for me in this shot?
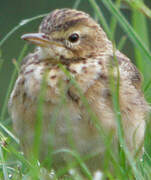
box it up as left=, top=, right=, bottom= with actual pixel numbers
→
left=41, top=104, right=104, bottom=157
left=11, top=96, right=104, bottom=166
left=40, top=106, right=105, bottom=171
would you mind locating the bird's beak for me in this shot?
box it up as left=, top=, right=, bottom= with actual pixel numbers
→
left=21, top=33, right=63, bottom=47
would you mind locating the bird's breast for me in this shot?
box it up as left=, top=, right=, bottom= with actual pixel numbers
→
left=18, top=58, right=103, bottom=103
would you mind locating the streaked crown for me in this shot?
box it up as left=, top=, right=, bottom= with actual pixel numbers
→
left=39, top=9, right=91, bottom=34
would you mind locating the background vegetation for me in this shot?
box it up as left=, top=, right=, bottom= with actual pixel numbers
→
left=0, top=0, right=151, bottom=179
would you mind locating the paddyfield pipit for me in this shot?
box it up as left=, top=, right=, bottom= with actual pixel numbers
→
left=9, top=8, right=149, bottom=171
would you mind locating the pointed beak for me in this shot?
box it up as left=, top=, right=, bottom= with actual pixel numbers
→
left=21, top=33, right=63, bottom=47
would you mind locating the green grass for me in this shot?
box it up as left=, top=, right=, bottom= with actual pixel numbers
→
left=0, top=0, right=151, bottom=179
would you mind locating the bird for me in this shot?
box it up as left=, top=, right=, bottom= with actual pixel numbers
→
left=8, top=8, right=149, bottom=173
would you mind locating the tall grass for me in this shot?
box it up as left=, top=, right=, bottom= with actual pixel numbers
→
left=0, top=0, right=151, bottom=179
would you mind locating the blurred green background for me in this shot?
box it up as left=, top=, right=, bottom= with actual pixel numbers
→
left=0, top=0, right=151, bottom=116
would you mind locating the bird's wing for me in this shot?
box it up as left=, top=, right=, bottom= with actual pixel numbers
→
left=109, top=52, right=142, bottom=89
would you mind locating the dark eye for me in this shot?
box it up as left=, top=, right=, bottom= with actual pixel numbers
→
left=68, top=33, right=79, bottom=43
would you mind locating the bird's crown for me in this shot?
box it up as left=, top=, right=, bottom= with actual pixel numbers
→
left=39, top=9, right=90, bottom=34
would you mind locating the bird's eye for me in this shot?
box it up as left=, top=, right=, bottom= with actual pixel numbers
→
left=68, top=33, right=79, bottom=43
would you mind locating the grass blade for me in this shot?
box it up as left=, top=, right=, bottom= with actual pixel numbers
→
left=0, top=13, right=48, bottom=48
left=100, top=0, right=151, bottom=63
left=73, top=0, right=81, bottom=9
left=0, top=44, right=28, bottom=144
left=132, top=1, right=149, bottom=76
left=110, top=0, right=121, bottom=39
left=0, top=146, right=9, bottom=180
left=0, top=44, right=28, bottom=122
left=117, top=36, right=127, bottom=50
left=54, top=149, right=93, bottom=179
left=124, top=0, right=151, bottom=18
left=87, top=0, right=111, bottom=39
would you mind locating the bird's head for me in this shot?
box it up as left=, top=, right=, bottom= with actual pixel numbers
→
left=22, top=9, right=111, bottom=62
